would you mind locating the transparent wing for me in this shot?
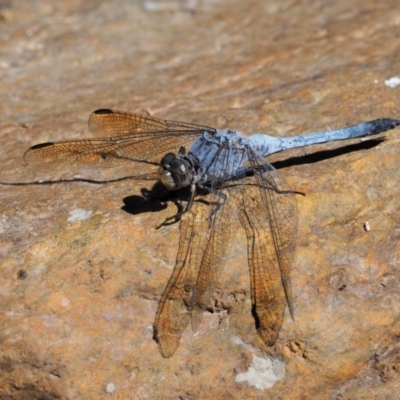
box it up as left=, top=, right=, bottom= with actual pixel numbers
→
left=153, top=190, right=236, bottom=358
left=153, top=201, right=209, bottom=358
left=88, top=109, right=214, bottom=137
left=232, top=154, right=297, bottom=345
left=23, top=109, right=215, bottom=170
left=190, top=189, right=236, bottom=332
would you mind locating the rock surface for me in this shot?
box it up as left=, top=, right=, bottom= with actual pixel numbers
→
left=1, top=0, right=400, bottom=399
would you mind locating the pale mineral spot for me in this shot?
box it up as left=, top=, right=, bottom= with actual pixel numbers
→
left=61, top=298, right=70, bottom=307
left=235, top=355, right=285, bottom=390
left=105, top=382, right=116, bottom=393
left=67, top=208, right=93, bottom=222
left=384, top=76, right=400, bottom=88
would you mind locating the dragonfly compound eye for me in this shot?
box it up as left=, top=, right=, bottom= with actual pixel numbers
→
left=158, top=153, right=193, bottom=190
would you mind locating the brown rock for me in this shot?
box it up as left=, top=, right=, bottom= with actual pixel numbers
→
left=1, top=0, right=400, bottom=398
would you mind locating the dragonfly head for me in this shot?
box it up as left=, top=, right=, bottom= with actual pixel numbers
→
left=158, top=152, right=194, bottom=190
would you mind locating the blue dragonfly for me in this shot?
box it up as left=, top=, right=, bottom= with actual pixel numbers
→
left=24, top=109, right=400, bottom=357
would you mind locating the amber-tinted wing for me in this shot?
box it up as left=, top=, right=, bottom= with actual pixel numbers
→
left=88, top=109, right=213, bottom=137
left=189, top=183, right=238, bottom=331
left=23, top=109, right=215, bottom=170
left=153, top=201, right=209, bottom=358
left=233, top=155, right=297, bottom=345
left=154, top=190, right=236, bottom=358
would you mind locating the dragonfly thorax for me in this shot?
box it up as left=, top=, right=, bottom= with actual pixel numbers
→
left=158, top=152, right=194, bottom=190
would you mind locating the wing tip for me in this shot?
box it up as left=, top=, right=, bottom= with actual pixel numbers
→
left=257, top=325, right=280, bottom=346
left=23, top=143, right=55, bottom=165
left=154, top=334, right=180, bottom=358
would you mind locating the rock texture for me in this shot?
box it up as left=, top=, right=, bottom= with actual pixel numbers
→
left=1, top=0, right=400, bottom=399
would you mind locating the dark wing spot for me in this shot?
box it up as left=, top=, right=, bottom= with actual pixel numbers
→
left=93, top=109, right=113, bottom=115
left=30, top=142, right=54, bottom=150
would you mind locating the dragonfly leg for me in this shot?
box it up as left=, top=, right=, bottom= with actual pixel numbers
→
left=156, top=181, right=197, bottom=229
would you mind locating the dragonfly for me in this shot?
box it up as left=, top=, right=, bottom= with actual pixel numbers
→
left=24, top=109, right=400, bottom=357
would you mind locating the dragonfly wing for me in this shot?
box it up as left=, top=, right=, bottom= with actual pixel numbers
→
left=153, top=201, right=209, bottom=358
left=190, top=189, right=236, bottom=332
left=88, top=109, right=215, bottom=136
left=23, top=137, right=156, bottom=170
left=235, top=156, right=297, bottom=345
left=24, top=110, right=215, bottom=171
left=89, top=109, right=170, bottom=136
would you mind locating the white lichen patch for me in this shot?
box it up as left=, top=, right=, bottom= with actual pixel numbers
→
left=384, top=77, right=400, bottom=88
left=67, top=208, right=93, bottom=222
left=105, top=382, right=116, bottom=393
left=235, top=355, right=285, bottom=390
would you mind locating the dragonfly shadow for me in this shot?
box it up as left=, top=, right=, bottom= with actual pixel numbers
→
left=273, top=137, right=385, bottom=169
left=122, top=181, right=192, bottom=217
